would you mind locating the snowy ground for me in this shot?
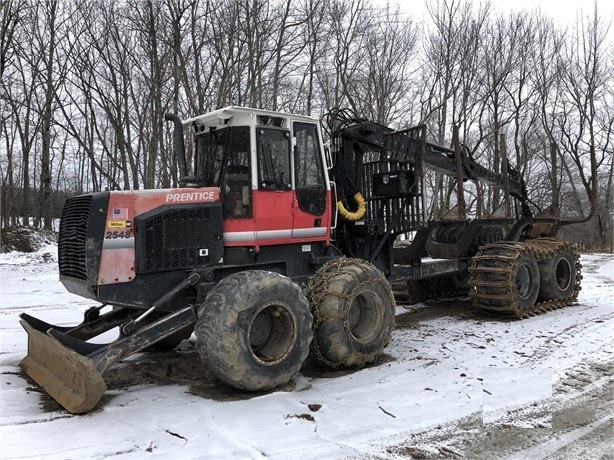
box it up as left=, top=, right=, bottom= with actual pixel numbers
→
left=0, top=244, right=612, bottom=459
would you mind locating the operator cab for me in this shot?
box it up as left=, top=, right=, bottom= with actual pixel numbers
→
left=182, top=107, right=332, bottom=246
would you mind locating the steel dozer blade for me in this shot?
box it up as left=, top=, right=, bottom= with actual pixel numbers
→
left=20, top=319, right=107, bottom=414
left=19, top=307, right=197, bottom=414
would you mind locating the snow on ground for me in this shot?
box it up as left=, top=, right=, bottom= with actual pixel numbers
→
left=0, top=245, right=612, bottom=459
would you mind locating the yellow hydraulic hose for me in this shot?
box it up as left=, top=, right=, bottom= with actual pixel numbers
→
left=337, top=192, right=366, bottom=221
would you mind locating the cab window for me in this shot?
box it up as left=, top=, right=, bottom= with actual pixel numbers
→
left=221, top=127, right=251, bottom=218
left=195, top=127, right=228, bottom=186
left=294, top=122, right=326, bottom=215
left=257, top=128, right=291, bottom=190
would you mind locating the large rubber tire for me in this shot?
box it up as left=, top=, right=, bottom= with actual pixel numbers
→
left=511, top=252, right=540, bottom=311
left=306, top=258, right=396, bottom=368
left=469, top=225, right=505, bottom=256
left=538, top=249, right=577, bottom=301
left=195, top=270, right=312, bottom=391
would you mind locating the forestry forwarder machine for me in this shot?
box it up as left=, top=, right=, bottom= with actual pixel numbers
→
left=19, top=106, right=581, bottom=413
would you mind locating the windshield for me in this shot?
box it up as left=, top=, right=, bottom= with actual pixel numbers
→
left=194, top=126, right=250, bottom=187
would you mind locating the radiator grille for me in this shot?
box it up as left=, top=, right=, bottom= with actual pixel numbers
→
left=58, top=195, right=92, bottom=280
left=137, top=204, right=222, bottom=274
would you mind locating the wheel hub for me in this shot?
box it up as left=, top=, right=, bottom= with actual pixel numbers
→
left=248, top=304, right=295, bottom=365
left=515, top=264, right=533, bottom=300
left=556, top=258, right=572, bottom=291
left=347, top=290, right=382, bottom=343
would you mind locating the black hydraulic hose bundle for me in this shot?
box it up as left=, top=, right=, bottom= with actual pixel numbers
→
left=322, top=108, right=368, bottom=221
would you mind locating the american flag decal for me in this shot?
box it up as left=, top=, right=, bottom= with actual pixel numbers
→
left=113, top=208, right=129, bottom=220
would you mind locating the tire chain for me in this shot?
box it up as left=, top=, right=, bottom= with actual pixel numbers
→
left=468, top=237, right=582, bottom=319
left=304, top=257, right=395, bottom=369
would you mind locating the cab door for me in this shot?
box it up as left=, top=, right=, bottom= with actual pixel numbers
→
left=291, top=121, right=329, bottom=240
left=254, top=127, right=294, bottom=242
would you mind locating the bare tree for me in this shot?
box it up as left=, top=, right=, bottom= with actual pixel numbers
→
left=291, top=0, right=328, bottom=115
left=0, top=0, right=611, bottom=250
left=421, top=0, right=489, bottom=217
left=3, top=1, right=44, bottom=226
left=475, top=14, right=524, bottom=210
left=0, top=0, right=23, bottom=227
left=0, top=0, right=20, bottom=79
left=356, top=4, right=419, bottom=125
left=323, top=0, right=371, bottom=111
left=555, top=5, right=610, bottom=246
left=58, top=1, right=135, bottom=191
left=37, top=0, right=67, bottom=230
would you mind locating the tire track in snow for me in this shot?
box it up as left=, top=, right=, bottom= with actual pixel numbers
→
left=521, top=310, right=614, bottom=368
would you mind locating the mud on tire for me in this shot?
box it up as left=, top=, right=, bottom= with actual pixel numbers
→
left=469, top=242, right=542, bottom=317
left=195, top=270, right=312, bottom=391
left=538, top=249, right=578, bottom=301
left=305, top=258, right=396, bottom=368
left=509, top=252, right=541, bottom=311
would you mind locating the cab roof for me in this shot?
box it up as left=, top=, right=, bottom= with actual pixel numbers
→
left=182, top=106, right=319, bottom=132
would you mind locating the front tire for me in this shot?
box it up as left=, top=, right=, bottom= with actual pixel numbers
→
left=306, top=258, right=396, bottom=368
left=195, top=270, right=312, bottom=391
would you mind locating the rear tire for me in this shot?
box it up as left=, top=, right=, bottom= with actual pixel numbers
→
left=511, top=252, right=540, bottom=311
left=195, top=270, right=312, bottom=391
left=306, top=258, right=395, bottom=368
left=469, top=225, right=505, bottom=256
left=538, top=249, right=577, bottom=301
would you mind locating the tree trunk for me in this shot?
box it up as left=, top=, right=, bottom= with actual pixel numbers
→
left=38, top=1, right=58, bottom=231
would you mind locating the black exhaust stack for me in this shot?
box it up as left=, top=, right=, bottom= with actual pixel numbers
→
left=165, top=113, right=188, bottom=181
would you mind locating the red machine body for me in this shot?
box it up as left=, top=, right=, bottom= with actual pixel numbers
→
left=98, top=186, right=332, bottom=286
